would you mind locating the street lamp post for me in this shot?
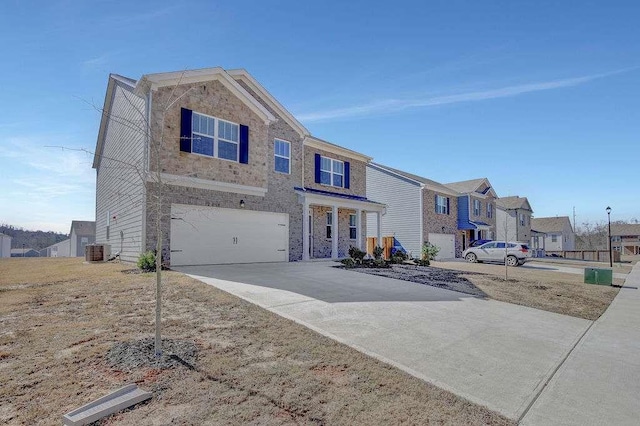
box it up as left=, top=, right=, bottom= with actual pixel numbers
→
left=606, top=206, right=612, bottom=267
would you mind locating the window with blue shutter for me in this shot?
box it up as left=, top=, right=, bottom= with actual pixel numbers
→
left=180, top=108, right=192, bottom=153
left=318, top=155, right=345, bottom=188
left=181, top=109, right=246, bottom=163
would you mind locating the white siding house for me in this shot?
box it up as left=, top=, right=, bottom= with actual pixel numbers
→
left=0, top=233, right=11, bottom=258
left=531, top=216, right=575, bottom=251
left=366, top=163, right=422, bottom=257
left=94, top=75, right=147, bottom=262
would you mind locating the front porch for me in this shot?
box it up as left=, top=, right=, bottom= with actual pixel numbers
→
left=296, top=187, right=385, bottom=261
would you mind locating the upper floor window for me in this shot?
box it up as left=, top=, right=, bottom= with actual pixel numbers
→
left=473, top=199, right=481, bottom=216
left=320, top=156, right=344, bottom=188
left=519, top=213, right=525, bottom=226
left=551, top=234, right=558, bottom=242
left=192, top=112, right=239, bottom=161
left=274, top=139, right=290, bottom=174
left=435, top=195, right=449, bottom=215
left=487, top=203, right=493, bottom=219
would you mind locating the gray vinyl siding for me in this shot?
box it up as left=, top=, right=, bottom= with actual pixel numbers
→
left=496, top=208, right=517, bottom=241
left=95, top=81, right=146, bottom=262
left=366, top=165, right=422, bottom=257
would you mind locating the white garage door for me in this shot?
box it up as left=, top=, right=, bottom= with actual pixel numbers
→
left=427, top=233, right=456, bottom=260
left=170, top=204, right=289, bottom=266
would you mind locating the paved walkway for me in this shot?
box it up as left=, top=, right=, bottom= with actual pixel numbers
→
left=520, top=262, right=640, bottom=425
left=177, top=262, right=590, bottom=420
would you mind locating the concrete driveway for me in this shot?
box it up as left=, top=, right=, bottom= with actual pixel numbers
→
left=176, top=261, right=591, bottom=420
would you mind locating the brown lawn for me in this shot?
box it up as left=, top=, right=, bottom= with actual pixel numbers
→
left=433, top=260, right=621, bottom=320
left=0, top=258, right=514, bottom=426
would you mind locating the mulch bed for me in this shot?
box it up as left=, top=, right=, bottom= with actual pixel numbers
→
left=341, top=264, right=487, bottom=297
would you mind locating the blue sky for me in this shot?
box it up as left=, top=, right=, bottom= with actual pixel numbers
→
left=1, top=0, right=638, bottom=234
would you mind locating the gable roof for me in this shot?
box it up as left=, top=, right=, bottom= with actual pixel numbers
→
left=93, top=74, right=137, bottom=169
left=370, top=163, right=461, bottom=196
left=445, top=178, right=498, bottom=198
left=136, top=67, right=276, bottom=125
left=305, top=135, right=372, bottom=163
left=610, top=223, right=640, bottom=237
left=496, top=196, right=533, bottom=212
left=227, top=69, right=310, bottom=138
left=70, top=221, right=96, bottom=237
left=531, top=216, right=573, bottom=234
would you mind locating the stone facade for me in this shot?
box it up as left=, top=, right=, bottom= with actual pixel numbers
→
left=469, top=194, right=497, bottom=239
left=145, top=78, right=308, bottom=264
left=303, top=146, right=367, bottom=197
left=422, top=188, right=461, bottom=256
left=310, top=206, right=366, bottom=258
left=146, top=183, right=303, bottom=264
left=150, top=80, right=270, bottom=188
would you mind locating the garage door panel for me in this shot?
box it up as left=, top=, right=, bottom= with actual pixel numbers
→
left=170, top=204, right=289, bottom=266
left=428, top=233, right=455, bottom=260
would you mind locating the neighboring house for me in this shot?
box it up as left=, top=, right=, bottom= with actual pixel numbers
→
left=495, top=196, right=534, bottom=243
left=93, top=68, right=384, bottom=265
left=530, top=216, right=575, bottom=251
left=444, top=178, right=498, bottom=249
left=366, top=163, right=461, bottom=259
left=41, top=239, right=71, bottom=258
left=0, top=233, right=11, bottom=258
left=10, top=248, right=39, bottom=257
left=610, top=223, right=640, bottom=256
left=70, top=221, right=96, bottom=257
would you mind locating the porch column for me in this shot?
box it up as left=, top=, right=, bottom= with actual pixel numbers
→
left=331, top=205, right=339, bottom=259
left=302, top=200, right=310, bottom=261
left=376, top=211, right=382, bottom=249
left=356, top=208, right=362, bottom=250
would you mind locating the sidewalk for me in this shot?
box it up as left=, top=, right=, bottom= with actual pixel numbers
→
left=521, top=262, right=640, bottom=425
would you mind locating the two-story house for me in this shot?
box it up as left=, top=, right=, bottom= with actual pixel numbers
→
left=610, top=223, right=640, bottom=256
left=495, top=196, right=533, bottom=243
left=93, top=68, right=384, bottom=266
left=444, top=178, right=497, bottom=250
left=530, top=216, right=575, bottom=251
left=365, top=163, right=461, bottom=259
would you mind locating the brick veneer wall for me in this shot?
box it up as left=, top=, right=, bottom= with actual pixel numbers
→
left=303, top=146, right=367, bottom=197
left=422, top=188, right=462, bottom=256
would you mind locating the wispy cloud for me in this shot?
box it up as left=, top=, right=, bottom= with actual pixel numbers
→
left=297, top=68, right=636, bottom=122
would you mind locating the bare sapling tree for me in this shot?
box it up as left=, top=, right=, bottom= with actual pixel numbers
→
left=52, top=72, right=194, bottom=358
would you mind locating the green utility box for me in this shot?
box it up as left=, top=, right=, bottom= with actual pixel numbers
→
left=584, top=268, right=613, bottom=285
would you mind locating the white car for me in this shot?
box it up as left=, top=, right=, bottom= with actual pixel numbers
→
left=462, top=241, right=531, bottom=266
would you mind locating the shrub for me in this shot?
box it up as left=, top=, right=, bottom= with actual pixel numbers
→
left=348, top=246, right=367, bottom=264
left=137, top=251, right=156, bottom=272
left=373, top=258, right=388, bottom=268
left=341, top=258, right=356, bottom=268
left=414, top=258, right=430, bottom=267
left=373, top=246, right=384, bottom=260
left=422, top=242, right=440, bottom=261
left=390, top=248, right=408, bottom=264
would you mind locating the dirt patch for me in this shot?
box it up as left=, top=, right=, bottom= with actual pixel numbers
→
left=106, top=338, right=198, bottom=372
left=433, top=261, right=620, bottom=320
left=343, top=264, right=487, bottom=297
left=0, top=258, right=514, bottom=426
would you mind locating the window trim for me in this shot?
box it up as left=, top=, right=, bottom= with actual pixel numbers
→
left=349, top=213, right=357, bottom=240
left=326, top=212, right=333, bottom=239
left=191, top=111, right=240, bottom=162
left=435, top=195, right=448, bottom=215
left=473, top=199, right=481, bottom=216
left=320, top=156, right=344, bottom=188
left=274, top=139, right=291, bottom=174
